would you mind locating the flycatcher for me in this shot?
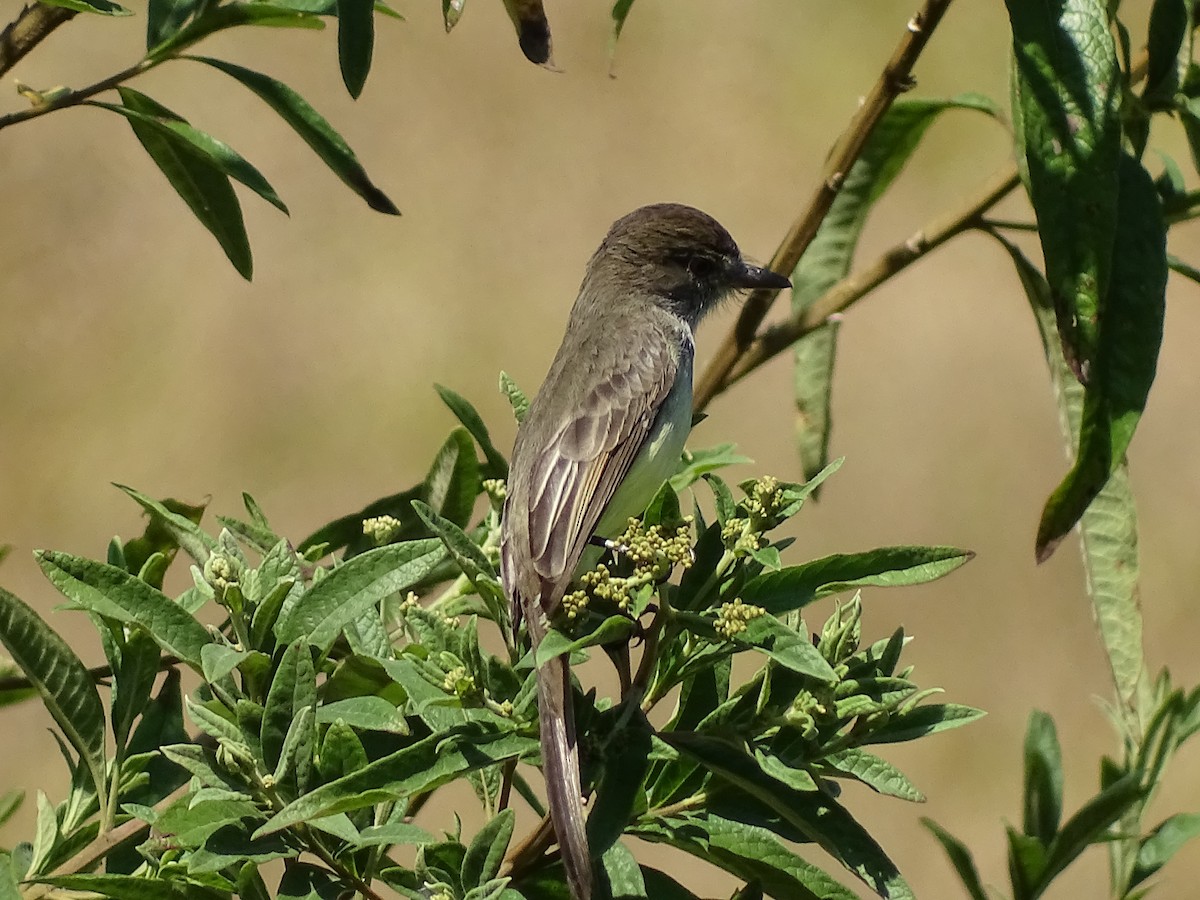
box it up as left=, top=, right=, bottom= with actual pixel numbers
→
left=500, top=203, right=790, bottom=900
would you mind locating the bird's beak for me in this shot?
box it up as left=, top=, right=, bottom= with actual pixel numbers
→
left=729, top=259, right=791, bottom=290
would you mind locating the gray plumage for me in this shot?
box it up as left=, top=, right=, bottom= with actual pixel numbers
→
left=500, top=203, right=789, bottom=900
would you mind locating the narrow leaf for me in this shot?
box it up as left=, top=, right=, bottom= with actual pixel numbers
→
left=188, top=56, right=398, bottom=213
left=257, top=725, right=535, bottom=835
left=0, top=589, right=108, bottom=807
left=994, top=235, right=1148, bottom=708
left=921, top=818, right=989, bottom=900
left=40, top=0, right=131, bottom=14
left=274, top=539, right=446, bottom=649
left=739, top=546, right=973, bottom=615
left=792, top=94, right=998, bottom=483
left=36, top=551, right=210, bottom=670
left=110, top=89, right=252, bottom=278
left=1023, top=711, right=1063, bottom=844
left=336, top=0, right=375, bottom=98
left=1035, top=156, right=1167, bottom=560
left=1006, top=0, right=1121, bottom=377
left=631, top=812, right=858, bottom=900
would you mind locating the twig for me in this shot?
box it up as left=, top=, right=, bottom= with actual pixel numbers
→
left=0, top=654, right=182, bottom=694
left=0, top=3, right=76, bottom=79
left=695, top=27, right=1166, bottom=410
left=694, top=0, right=956, bottom=409
left=713, top=166, right=1020, bottom=394
left=0, top=57, right=157, bottom=132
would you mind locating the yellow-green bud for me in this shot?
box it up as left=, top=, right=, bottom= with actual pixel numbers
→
left=362, top=514, right=403, bottom=544
left=714, top=598, right=766, bottom=639
left=203, top=552, right=241, bottom=593
left=483, top=478, right=508, bottom=503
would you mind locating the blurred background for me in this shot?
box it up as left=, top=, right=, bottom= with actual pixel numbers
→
left=2, top=1, right=1198, bottom=896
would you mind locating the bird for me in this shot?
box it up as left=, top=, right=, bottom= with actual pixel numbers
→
left=499, top=203, right=790, bottom=899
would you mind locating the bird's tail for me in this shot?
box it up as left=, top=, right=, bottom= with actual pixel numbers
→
left=526, top=607, right=593, bottom=900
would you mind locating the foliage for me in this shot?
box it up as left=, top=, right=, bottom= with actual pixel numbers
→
left=2, top=0, right=1200, bottom=898
left=0, top=386, right=978, bottom=898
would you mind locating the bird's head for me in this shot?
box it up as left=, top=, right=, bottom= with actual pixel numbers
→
left=585, top=203, right=791, bottom=324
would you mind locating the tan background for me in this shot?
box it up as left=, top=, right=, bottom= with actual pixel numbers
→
left=2, top=1, right=1199, bottom=897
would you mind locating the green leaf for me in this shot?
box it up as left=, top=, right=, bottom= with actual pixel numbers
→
left=0, top=792, right=22, bottom=829
left=0, top=588, right=108, bottom=812
left=1144, top=0, right=1192, bottom=103
left=262, top=641, right=317, bottom=770
left=1039, top=773, right=1144, bottom=892
left=111, top=629, right=164, bottom=752
left=1005, top=826, right=1047, bottom=898
left=411, top=501, right=506, bottom=624
left=357, top=820, right=435, bottom=847
left=272, top=704, right=316, bottom=787
left=500, top=0, right=552, bottom=65
left=1023, top=711, right=1063, bottom=845
left=921, top=818, right=988, bottom=900
left=108, top=90, right=252, bottom=279
left=669, top=444, right=752, bottom=492
left=99, top=88, right=288, bottom=214
left=147, top=0, right=202, bottom=49
left=1130, top=812, right=1200, bottom=888
left=638, top=868, right=700, bottom=900
left=792, top=94, right=998, bottom=484
left=610, top=0, right=636, bottom=50
left=148, top=2, right=324, bottom=59
left=462, top=809, right=515, bottom=888
left=993, top=234, right=1148, bottom=708
left=535, top=616, right=636, bottom=667
left=822, top=747, right=924, bottom=801
left=722, top=613, right=835, bottom=682
left=275, top=539, right=445, bottom=649
left=337, top=0, right=374, bottom=97
left=499, top=371, right=529, bottom=422
left=36, top=551, right=210, bottom=671
left=256, top=724, right=536, bottom=835
left=600, top=842, right=646, bottom=897
left=115, top=485, right=214, bottom=566
left=661, top=732, right=911, bottom=898
left=40, top=0, right=131, bottom=14
left=187, top=56, right=398, bottom=214
left=443, top=0, right=465, bottom=30
left=862, top=703, right=985, bottom=744
left=315, top=696, right=408, bottom=732
left=587, top=710, right=653, bottom=855
left=435, top=384, right=509, bottom=479
left=1168, top=252, right=1200, bottom=283
left=1034, top=155, right=1167, bottom=560
left=631, top=812, right=858, bottom=900
left=427, top=427, right=483, bottom=527
left=739, top=546, right=973, bottom=615
left=1006, top=0, right=1121, bottom=379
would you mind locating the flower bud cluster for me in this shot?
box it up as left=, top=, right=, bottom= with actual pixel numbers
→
left=482, top=478, right=507, bottom=504
left=560, top=516, right=693, bottom=619
left=362, top=514, right=402, bottom=545
left=714, top=598, right=766, bottom=639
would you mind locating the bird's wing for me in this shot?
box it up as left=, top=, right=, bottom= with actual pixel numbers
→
left=521, top=330, right=683, bottom=608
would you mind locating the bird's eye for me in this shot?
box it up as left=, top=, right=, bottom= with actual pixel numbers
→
left=686, top=255, right=719, bottom=279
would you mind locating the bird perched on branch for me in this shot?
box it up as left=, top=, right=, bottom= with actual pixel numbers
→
left=500, top=203, right=790, bottom=900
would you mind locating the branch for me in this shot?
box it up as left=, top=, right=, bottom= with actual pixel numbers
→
left=715, top=166, right=1020, bottom=394
left=694, top=0, right=956, bottom=409
left=0, top=3, right=76, bottom=79
left=0, top=654, right=181, bottom=695
left=0, top=56, right=156, bottom=132
left=695, top=13, right=1166, bottom=412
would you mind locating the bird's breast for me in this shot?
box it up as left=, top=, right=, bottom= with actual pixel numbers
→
left=593, top=340, right=694, bottom=538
